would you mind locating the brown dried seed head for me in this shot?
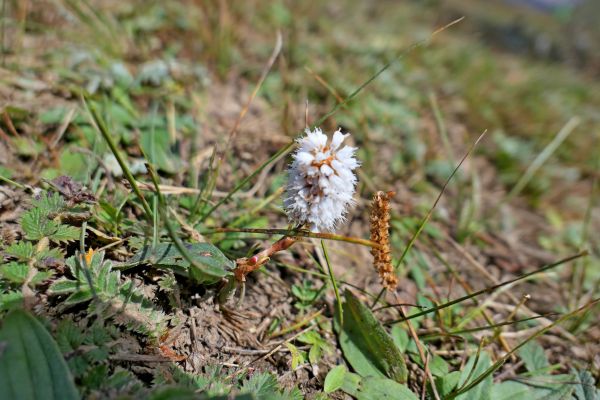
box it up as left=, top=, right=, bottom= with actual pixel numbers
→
left=370, top=191, right=397, bottom=290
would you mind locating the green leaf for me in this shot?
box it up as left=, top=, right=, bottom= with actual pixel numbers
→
left=140, top=127, right=182, bottom=174
left=0, top=262, right=29, bottom=284
left=339, top=290, right=408, bottom=383
left=31, top=192, right=65, bottom=215
left=240, top=372, right=279, bottom=397
left=324, top=365, right=347, bottom=393
left=285, top=343, right=305, bottom=370
left=30, top=271, right=54, bottom=285
left=391, top=325, right=409, bottom=353
left=340, top=372, right=362, bottom=398
left=64, top=289, right=94, bottom=305
left=518, top=341, right=549, bottom=374
left=4, top=241, right=35, bottom=261
left=573, top=369, right=598, bottom=400
left=491, top=376, right=576, bottom=400
left=436, top=371, right=461, bottom=397
left=308, top=343, right=323, bottom=365
left=21, top=208, right=55, bottom=240
left=48, top=278, right=82, bottom=294
left=429, top=355, right=449, bottom=377
left=0, top=309, right=79, bottom=400
left=149, top=386, right=199, bottom=400
left=357, top=377, right=419, bottom=400
left=456, top=352, right=492, bottom=400
left=49, top=225, right=80, bottom=244
left=0, top=291, right=23, bottom=312
left=13, top=137, right=44, bottom=157
left=125, top=243, right=234, bottom=283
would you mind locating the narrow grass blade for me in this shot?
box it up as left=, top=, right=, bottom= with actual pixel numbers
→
left=0, top=174, right=26, bottom=189
left=77, top=221, right=97, bottom=301
left=395, top=131, right=487, bottom=270
left=447, top=298, right=600, bottom=399
left=85, top=98, right=153, bottom=223
left=197, top=18, right=464, bottom=222
left=197, top=33, right=282, bottom=223
left=386, top=251, right=587, bottom=325
left=371, top=130, right=487, bottom=308
left=322, top=240, right=343, bottom=325
left=196, top=142, right=293, bottom=224
left=506, top=116, right=580, bottom=203
left=419, top=314, right=553, bottom=340
left=146, top=163, right=232, bottom=282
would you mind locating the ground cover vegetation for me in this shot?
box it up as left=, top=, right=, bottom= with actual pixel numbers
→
left=0, top=1, right=599, bottom=399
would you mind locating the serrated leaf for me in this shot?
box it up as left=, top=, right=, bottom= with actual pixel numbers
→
left=0, top=291, right=23, bottom=311
left=339, top=290, right=408, bottom=383
left=50, top=225, right=80, bottom=243
left=31, top=191, right=65, bottom=214
left=148, top=386, right=200, bottom=400
left=0, top=262, right=29, bottom=284
left=30, top=270, right=54, bottom=285
left=38, top=247, right=64, bottom=262
left=4, top=241, right=34, bottom=261
left=21, top=208, right=55, bottom=240
left=125, top=243, right=234, bottom=283
left=240, top=372, right=279, bottom=397
left=324, top=365, right=347, bottom=393
left=55, top=319, right=84, bottom=351
left=0, top=309, right=79, bottom=400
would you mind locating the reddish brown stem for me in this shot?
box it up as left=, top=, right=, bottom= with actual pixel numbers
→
left=234, top=236, right=298, bottom=281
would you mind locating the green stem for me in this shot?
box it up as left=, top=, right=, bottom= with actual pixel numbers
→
left=321, top=240, right=343, bottom=325
left=86, top=98, right=153, bottom=223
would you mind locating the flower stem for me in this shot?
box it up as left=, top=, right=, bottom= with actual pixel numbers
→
left=205, top=227, right=380, bottom=249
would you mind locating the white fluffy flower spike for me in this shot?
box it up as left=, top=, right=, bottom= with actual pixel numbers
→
left=284, top=127, right=359, bottom=232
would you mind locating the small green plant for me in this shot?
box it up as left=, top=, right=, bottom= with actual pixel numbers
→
left=20, top=192, right=81, bottom=243
left=291, top=280, right=326, bottom=311
left=49, top=250, right=169, bottom=337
